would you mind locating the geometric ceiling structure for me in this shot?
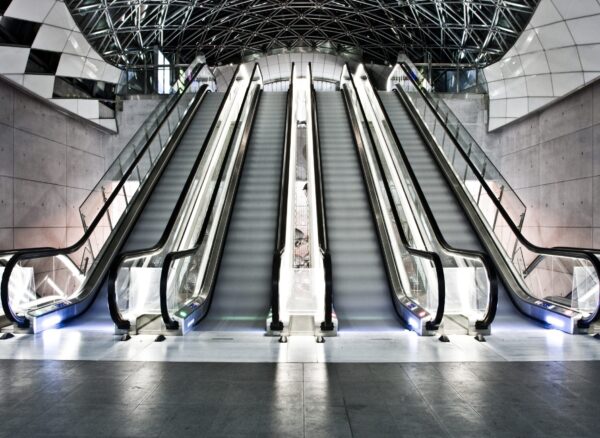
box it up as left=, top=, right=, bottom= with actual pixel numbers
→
left=65, top=1, right=540, bottom=68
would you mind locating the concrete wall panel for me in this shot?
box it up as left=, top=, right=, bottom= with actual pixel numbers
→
left=0, top=123, right=14, bottom=177
left=67, top=121, right=105, bottom=157
left=540, top=90, right=593, bottom=143
left=539, top=179, right=593, bottom=228
left=13, top=94, right=67, bottom=145
left=594, top=81, right=600, bottom=125
left=67, top=187, right=89, bottom=228
left=0, top=176, right=13, bottom=228
left=537, top=227, right=594, bottom=248
left=497, top=116, right=540, bottom=155
left=594, top=125, right=600, bottom=176
left=500, top=146, right=539, bottom=189
left=539, top=127, right=593, bottom=185
left=66, top=147, right=105, bottom=191
left=13, top=227, right=65, bottom=249
left=0, top=228, right=13, bottom=250
left=450, top=75, right=600, bottom=249
left=594, top=176, right=600, bottom=228
left=102, top=98, right=162, bottom=169
left=14, top=130, right=66, bottom=186
left=515, top=186, right=540, bottom=229
left=0, top=85, right=13, bottom=126
left=13, top=180, right=66, bottom=228
left=0, top=78, right=164, bottom=250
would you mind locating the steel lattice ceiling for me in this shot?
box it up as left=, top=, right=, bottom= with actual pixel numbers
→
left=65, top=1, right=540, bottom=68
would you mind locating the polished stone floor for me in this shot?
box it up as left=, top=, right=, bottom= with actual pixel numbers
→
left=1, top=359, right=599, bottom=437
left=1, top=327, right=599, bottom=362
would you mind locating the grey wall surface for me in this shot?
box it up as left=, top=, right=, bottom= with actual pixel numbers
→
left=441, top=93, right=498, bottom=162
left=445, top=81, right=600, bottom=250
left=0, top=78, right=161, bottom=251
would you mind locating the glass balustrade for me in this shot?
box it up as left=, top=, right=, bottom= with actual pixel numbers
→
left=354, top=63, right=493, bottom=328
left=341, top=66, right=441, bottom=329
left=390, top=61, right=600, bottom=325
left=112, top=63, right=262, bottom=331
left=1, top=58, right=215, bottom=327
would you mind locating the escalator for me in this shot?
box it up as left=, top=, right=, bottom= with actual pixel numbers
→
left=379, top=93, right=481, bottom=252
left=379, top=60, right=600, bottom=332
left=196, top=92, right=287, bottom=331
left=120, top=95, right=223, bottom=254
left=316, top=91, right=402, bottom=331
left=378, top=91, right=523, bottom=330
left=72, top=93, right=223, bottom=331
left=0, top=60, right=225, bottom=332
left=107, top=64, right=287, bottom=334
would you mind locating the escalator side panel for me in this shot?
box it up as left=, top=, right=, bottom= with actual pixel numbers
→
left=69, top=93, right=224, bottom=329
left=124, top=93, right=224, bottom=251
left=198, top=92, right=287, bottom=331
left=318, top=91, right=400, bottom=331
left=379, top=91, right=526, bottom=325
left=378, top=92, right=481, bottom=252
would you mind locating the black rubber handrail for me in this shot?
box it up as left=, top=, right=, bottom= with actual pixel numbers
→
left=309, top=64, right=335, bottom=331
left=269, top=63, right=295, bottom=331
left=1, top=64, right=207, bottom=327
left=344, top=66, right=445, bottom=330
left=363, top=69, right=498, bottom=329
left=397, top=62, right=600, bottom=327
left=107, top=64, right=243, bottom=330
left=158, top=64, right=262, bottom=330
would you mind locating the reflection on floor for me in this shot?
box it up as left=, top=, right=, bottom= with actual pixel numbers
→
left=1, top=360, right=599, bottom=437
left=0, top=327, right=599, bottom=362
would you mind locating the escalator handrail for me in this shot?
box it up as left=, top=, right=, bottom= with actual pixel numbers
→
left=269, top=64, right=295, bottom=331
left=364, top=68, right=498, bottom=329
left=107, top=64, right=243, bottom=330
left=2, top=65, right=206, bottom=263
left=396, top=62, right=600, bottom=326
left=79, top=60, right=211, bottom=221
left=398, top=64, right=527, bottom=216
left=344, top=66, right=445, bottom=330
left=158, top=63, right=262, bottom=330
left=1, top=65, right=208, bottom=326
left=308, top=63, right=334, bottom=331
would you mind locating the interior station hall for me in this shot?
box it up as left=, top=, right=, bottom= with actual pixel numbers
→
left=1, top=1, right=600, bottom=437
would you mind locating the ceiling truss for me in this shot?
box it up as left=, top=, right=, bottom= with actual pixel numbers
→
left=65, top=1, right=540, bottom=68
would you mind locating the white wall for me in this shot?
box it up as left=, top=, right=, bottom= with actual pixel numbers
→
left=484, top=0, right=600, bottom=130
left=0, top=0, right=122, bottom=129
left=0, top=76, right=161, bottom=251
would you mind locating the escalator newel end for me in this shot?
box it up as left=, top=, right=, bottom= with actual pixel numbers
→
left=0, top=333, right=14, bottom=340
left=120, top=334, right=131, bottom=342
left=474, top=333, right=486, bottom=342
left=155, top=334, right=166, bottom=342
left=278, top=336, right=288, bottom=344
left=320, top=321, right=335, bottom=331
left=316, top=336, right=325, bottom=344
left=438, top=335, right=450, bottom=343
left=270, top=321, right=284, bottom=331
left=594, top=333, right=600, bottom=340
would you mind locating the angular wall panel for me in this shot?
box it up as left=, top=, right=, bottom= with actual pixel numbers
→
left=485, top=0, right=600, bottom=130
left=0, top=1, right=121, bottom=130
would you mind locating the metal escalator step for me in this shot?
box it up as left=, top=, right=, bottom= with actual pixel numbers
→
left=123, top=93, right=224, bottom=251
left=378, top=90, right=484, bottom=253
left=201, top=92, right=287, bottom=330
left=317, top=91, right=400, bottom=330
